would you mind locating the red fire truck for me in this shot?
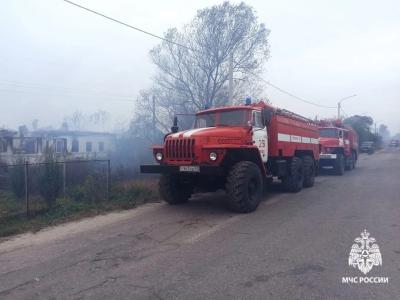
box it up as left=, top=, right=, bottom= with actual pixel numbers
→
left=317, top=119, right=358, bottom=175
left=141, top=100, right=320, bottom=213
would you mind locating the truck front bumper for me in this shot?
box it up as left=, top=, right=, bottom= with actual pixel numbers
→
left=140, top=165, right=224, bottom=175
left=319, top=153, right=337, bottom=160
left=319, top=153, right=337, bottom=168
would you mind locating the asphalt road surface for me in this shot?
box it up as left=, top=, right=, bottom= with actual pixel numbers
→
left=1, top=150, right=399, bottom=300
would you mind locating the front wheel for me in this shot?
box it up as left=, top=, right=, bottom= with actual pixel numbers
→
left=345, top=155, right=353, bottom=171
left=334, top=154, right=345, bottom=175
left=226, top=161, right=263, bottom=213
left=159, top=174, right=194, bottom=205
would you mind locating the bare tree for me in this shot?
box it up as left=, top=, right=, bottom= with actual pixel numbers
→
left=378, top=124, right=390, bottom=143
left=63, top=110, right=85, bottom=131
left=89, top=110, right=110, bottom=131
left=63, top=110, right=111, bottom=131
left=31, top=119, right=39, bottom=131
left=137, top=1, right=270, bottom=131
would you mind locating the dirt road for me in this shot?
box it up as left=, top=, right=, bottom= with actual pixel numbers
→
left=1, top=151, right=399, bottom=299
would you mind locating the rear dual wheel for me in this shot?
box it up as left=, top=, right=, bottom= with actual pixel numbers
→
left=352, top=152, right=357, bottom=169
left=282, top=157, right=304, bottom=193
left=345, top=156, right=352, bottom=171
left=282, top=156, right=315, bottom=192
left=302, top=156, right=315, bottom=188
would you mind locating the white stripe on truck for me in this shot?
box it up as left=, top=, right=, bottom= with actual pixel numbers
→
left=183, top=127, right=216, bottom=137
left=171, top=130, right=319, bottom=144
left=277, top=133, right=291, bottom=142
left=278, top=133, right=319, bottom=144
left=290, top=135, right=302, bottom=143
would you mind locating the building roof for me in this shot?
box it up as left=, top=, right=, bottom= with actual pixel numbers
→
left=0, top=129, right=17, bottom=138
left=31, top=130, right=116, bottom=138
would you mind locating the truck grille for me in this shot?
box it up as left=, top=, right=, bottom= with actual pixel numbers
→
left=165, top=138, right=195, bottom=161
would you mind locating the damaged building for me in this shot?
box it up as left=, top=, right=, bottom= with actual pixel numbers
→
left=0, top=129, right=115, bottom=164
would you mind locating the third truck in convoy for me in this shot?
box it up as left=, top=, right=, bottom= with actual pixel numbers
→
left=141, top=100, right=320, bottom=213
left=317, top=119, right=359, bottom=175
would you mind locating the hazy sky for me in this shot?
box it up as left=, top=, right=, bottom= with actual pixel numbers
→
left=1, top=0, right=399, bottom=134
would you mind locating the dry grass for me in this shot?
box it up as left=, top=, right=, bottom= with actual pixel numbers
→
left=0, top=178, right=161, bottom=239
left=117, top=178, right=159, bottom=189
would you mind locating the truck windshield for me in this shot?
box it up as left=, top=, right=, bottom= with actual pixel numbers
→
left=194, top=109, right=248, bottom=128
left=319, top=128, right=337, bottom=138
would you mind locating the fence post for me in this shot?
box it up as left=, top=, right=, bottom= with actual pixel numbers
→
left=63, top=161, right=67, bottom=199
left=24, top=161, right=29, bottom=217
left=106, top=159, right=110, bottom=200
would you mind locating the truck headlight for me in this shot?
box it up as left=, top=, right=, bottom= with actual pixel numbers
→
left=209, top=152, right=217, bottom=161
left=155, top=152, right=163, bottom=161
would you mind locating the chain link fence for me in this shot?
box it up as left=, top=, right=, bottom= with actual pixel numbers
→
left=0, top=160, right=110, bottom=220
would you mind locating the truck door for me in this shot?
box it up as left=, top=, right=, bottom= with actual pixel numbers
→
left=343, top=131, right=350, bottom=155
left=252, top=110, right=268, bottom=163
left=338, top=130, right=344, bottom=146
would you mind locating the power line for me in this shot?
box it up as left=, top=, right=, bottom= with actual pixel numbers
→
left=0, top=87, right=135, bottom=103
left=63, top=0, right=336, bottom=109
left=250, top=73, right=336, bottom=109
left=63, top=0, right=194, bottom=52
left=0, top=80, right=135, bottom=100
left=266, top=81, right=336, bottom=109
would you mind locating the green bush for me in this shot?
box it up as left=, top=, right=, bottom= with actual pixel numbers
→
left=9, top=162, right=25, bottom=199
left=69, top=175, right=103, bottom=204
left=68, top=185, right=85, bottom=202
left=48, top=198, right=92, bottom=220
left=39, top=156, right=62, bottom=208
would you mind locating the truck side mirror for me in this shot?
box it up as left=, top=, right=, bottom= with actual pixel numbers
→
left=262, top=108, right=273, bottom=126
left=171, top=116, right=179, bottom=133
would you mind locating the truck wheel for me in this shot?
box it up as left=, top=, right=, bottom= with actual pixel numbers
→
left=226, top=161, right=263, bottom=213
left=334, top=154, right=345, bottom=175
left=345, top=155, right=353, bottom=171
left=302, top=156, right=315, bottom=188
left=159, top=174, right=193, bottom=205
left=282, top=157, right=304, bottom=193
left=264, top=176, right=273, bottom=188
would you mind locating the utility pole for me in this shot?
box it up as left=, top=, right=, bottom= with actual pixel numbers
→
left=228, top=53, right=233, bottom=105
left=106, top=159, right=110, bottom=200
left=24, top=161, right=29, bottom=217
left=337, top=94, right=357, bottom=119
left=152, top=95, right=156, bottom=141
left=63, top=161, right=66, bottom=199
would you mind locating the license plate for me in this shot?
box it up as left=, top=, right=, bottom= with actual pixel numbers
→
left=179, top=166, right=200, bottom=172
